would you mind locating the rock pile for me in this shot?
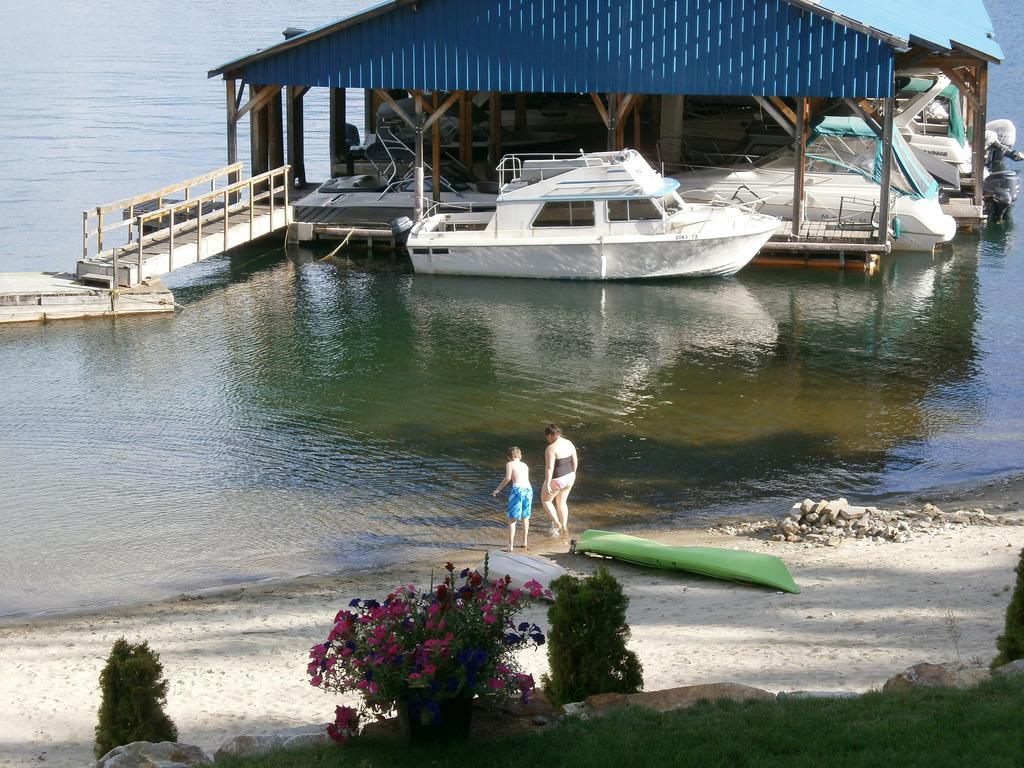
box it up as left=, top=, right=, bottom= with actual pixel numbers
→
left=769, top=499, right=1022, bottom=546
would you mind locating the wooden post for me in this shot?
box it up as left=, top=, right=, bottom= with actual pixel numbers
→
left=250, top=86, right=269, bottom=176
left=223, top=189, right=230, bottom=253
left=660, top=95, right=685, bottom=166
left=82, top=211, right=89, bottom=261
left=414, top=95, right=425, bottom=221
left=459, top=91, right=475, bottom=169
left=972, top=63, right=988, bottom=208
left=96, top=209, right=104, bottom=253
left=249, top=178, right=254, bottom=240
left=488, top=91, right=502, bottom=175
left=432, top=92, right=443, bottom=204
left=791, top=97, right=807, bottom=237
left=607, top=94, right=618, bottom=151
left=268, top=89, right=284, bottom=171
left=286, top=86, right=306, bottom=187
left=329, top=87, right=349, bottom=176
left=878, top=96, right=895, bottom=246
left=514, top=94, right=527, bottom=132
left=365, top=89, right=378, bottom=135
left=136, top=214, right=144, bottom=282
left=633, top=95, right=644, bottom=151
left=168, top=209, right=175, bottom=271
left=226, top=79, right=238, bottom=166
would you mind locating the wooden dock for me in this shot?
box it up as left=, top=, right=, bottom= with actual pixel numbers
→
left=754, top=220, right=886, bottom=271
left=76, top=164, right=291, bottom=287
left=0, top=272, right=175, bottom=324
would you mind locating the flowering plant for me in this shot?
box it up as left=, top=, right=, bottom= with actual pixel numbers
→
left=307, top=561, right=549, bottom=742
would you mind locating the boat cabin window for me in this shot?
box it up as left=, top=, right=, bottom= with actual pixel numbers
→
left=607, top=198, right=663, bottom=221
left=531, top=201, right=595, bottom=227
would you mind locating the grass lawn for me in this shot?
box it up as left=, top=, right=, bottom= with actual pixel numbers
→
left=215, top=675, right=1024, bottom=768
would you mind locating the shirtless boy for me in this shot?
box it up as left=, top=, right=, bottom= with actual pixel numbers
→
left=492, top=446, right=533, bottom=550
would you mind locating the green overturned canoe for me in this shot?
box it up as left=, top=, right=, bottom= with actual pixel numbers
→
left=575, top=530, right=800, bottom=594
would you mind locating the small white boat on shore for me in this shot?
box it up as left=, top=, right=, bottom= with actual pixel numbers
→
left=405, top=150, right=779, bottom=280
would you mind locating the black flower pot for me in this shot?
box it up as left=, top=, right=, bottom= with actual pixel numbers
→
left=397, top=695, right=474, bottom=744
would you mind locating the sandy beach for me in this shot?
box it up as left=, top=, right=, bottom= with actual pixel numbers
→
left=3, top=480, right=1024, bottom=768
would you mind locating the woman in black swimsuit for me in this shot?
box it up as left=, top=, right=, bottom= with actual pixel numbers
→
left=542, top=423, right=578, bottom=537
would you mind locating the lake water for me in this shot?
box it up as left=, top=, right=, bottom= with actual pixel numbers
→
left=1, top=1, right=1022, bottom=617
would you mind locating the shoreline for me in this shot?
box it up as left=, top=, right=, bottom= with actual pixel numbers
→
left=5, top=469, right=1023, bottom=626
left=3, top=477, right=1024, bottom=768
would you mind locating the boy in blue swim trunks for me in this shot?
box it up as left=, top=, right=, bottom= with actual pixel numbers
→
left=492, top=446, right=533, bottom=550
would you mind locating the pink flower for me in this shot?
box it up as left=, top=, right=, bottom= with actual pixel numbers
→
left=488, top=678, right=504, bottom=690
left=483, top=614, right=497, bottom=624
left=310, top=674, right=322, bottom=687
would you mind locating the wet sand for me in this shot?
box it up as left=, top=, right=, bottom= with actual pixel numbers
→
left=2, top=476, right=1023, bottom=768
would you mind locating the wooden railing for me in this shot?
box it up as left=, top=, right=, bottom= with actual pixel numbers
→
left=81, top=165, right=290, bottom=282
left=82, top=164, right=244, bottom=261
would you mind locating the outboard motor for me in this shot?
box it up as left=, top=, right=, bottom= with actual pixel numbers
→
left=390, top=216, right=414, bottom=246
left=984, top=119, right=1024, bottom=221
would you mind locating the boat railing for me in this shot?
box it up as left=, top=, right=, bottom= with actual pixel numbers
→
left=422, top=199, right=494, bottom=219
left=496, top=151, right=599, bottom=188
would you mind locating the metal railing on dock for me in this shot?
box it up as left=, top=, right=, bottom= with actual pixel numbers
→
left=78, top=164, right=291, bottom=287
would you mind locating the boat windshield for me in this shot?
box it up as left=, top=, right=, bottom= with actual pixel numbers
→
left=757, top=118, right=939, bottom=199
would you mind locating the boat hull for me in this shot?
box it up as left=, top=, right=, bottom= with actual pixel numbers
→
left=575, top=529, right=800, bottom=593
left=408, top=225, right=776, bottom=280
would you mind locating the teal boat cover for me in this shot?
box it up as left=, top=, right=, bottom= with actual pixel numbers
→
left=810, top=116, right=940, bottom=199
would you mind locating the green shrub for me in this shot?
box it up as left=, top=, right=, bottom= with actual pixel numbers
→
left=993, top=546, right=1024, bottom=668
left=541, top=567, right=643, bottom=706
left=94, top=637, right=178, bottom=758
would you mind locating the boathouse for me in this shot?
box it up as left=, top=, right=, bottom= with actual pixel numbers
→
left=209, top=0, right=1004, bottom=259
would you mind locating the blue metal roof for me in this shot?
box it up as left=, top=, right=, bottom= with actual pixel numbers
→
left=211, top=0, right=898, bottom=98
left=790, top=0, right=1003, bottom=61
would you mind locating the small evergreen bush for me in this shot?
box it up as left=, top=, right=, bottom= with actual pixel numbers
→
left=992, top=546, right=1024, bottom=668
left=94, top=637, right=178, bottom=758
left=542, top=567, right=643, bottom=705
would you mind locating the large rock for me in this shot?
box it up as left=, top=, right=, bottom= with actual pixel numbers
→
left=96, top=742, right=212, bottom=768
left=882, top=662, right=991, bottom=692
left=213, top=725, right=331, bottom=761
left=583, top=692, right=630, bottom=716
left=627, top=683, right=774, bottom=712
left=993, top=659, right=1024, bottom=678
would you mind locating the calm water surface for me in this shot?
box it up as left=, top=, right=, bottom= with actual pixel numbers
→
left=1, top=1, right=1022, bottom=616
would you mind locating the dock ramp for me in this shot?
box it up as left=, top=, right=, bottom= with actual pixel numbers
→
left=77, top=164, right=291, bottom=287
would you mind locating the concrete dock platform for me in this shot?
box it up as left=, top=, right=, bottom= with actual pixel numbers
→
left=0, top=272, right=175, bottom=324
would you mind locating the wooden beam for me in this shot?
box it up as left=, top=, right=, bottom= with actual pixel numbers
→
left=488, top=91, right=502, bottom=174
left=768, top=97, right=797, bottom=127
left=268, top=90, right=284, bottom=171
left=914, top=56, right=993, bottom=69
left=791, top=97, right=807, bottom=238
left=753, top=96, right=794, bottom=136
left=432, top=92, right=442, bottom=204
left=329, top=87, right=349, bottom=176
left=939, top=66, right=980, bottom=109
left=514, top=94, right=527, bottom=131
left=225, top=80, right=238, bottom=165
left=422, top=91, right=461, bottom=131
left=374, top=89, right=416, bottom=129
left=972, top=63, right=988, bottom=208
left=589, top=92, right=611, bottom=129
left=250, top=87, right=269, bottom=176
left=459, top=91, right=475, bottom=169
left=286, top=85, right=306, bottom=187
left=235, top=84, right=283, bottom=121
left=845, top=98, right=883, bottom=136
left=894, top=47, right=932, bottom=71
left=633, top=95, right=645, bottom=150
left=878, top=96, right=895, bottom=245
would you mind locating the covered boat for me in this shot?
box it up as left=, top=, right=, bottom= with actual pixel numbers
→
left=674, top=116, right=957, bottom=252
left=573, top=529, right=800, bottom=594
left=405, top=150, right=779, bottom=279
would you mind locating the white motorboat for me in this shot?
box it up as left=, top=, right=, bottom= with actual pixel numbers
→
left=673, top=117, right=957, bottom=252
left=895, top=74, right=972, bottom=174
left=405, top=150, right=779, bottom=280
